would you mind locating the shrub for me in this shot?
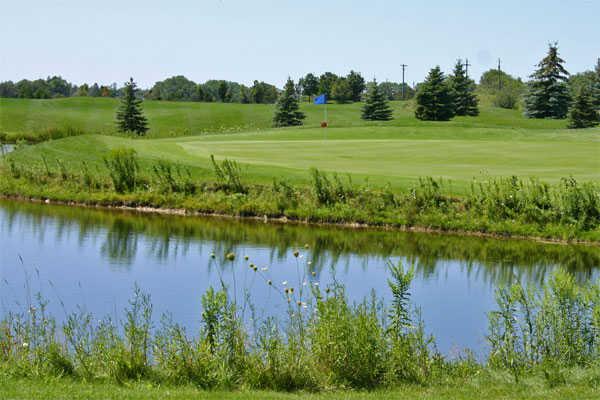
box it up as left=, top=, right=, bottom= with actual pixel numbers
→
left=493, top=88, right=520, bottom=109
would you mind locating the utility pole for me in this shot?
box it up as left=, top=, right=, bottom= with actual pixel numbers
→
left=401, top=64, right=407, bottom=100
left=497, top=58, right=502, bottom=90
left=464, top=58, right=471, bottom=78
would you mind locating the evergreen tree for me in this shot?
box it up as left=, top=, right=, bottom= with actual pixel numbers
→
left=593, top=58, right=600, bottom=109
left=361, top=79, right=393, bottom=121
left=415, top=66, right=455, bottom=121
left=567, top=87, right=599, bottom=129
left=116, top=78, right=148, bottom=136
left=273, top=78, right=305, bottom=127
left=524, top=43, right=571, bottom=119
left=449, top=59, right=479, bottom=116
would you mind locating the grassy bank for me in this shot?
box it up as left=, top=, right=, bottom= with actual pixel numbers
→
left=1, top=147, right=599, bottom=242
left=2, top=259, right=600, bottom=397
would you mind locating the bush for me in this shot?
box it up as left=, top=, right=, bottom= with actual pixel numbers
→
left=104, top=148, right=139, bottom=193
left=493, top=88, right=520, bottom=109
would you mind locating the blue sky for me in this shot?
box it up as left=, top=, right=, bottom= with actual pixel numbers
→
left=1, top=0, right=598, bottom=88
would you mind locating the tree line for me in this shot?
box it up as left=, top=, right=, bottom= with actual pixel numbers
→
left=146, top=76, right=279, bottom=104
left=0, top=76, right=121, bottom=99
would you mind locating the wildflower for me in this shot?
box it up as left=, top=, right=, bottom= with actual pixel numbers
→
left=267, top=280, right=272, bottom=286
left=282, top=281, right=288, bottom=286
left=244, top=255, right=249, bottom=261
left=261, top=267, right=268, bottom=271
left=284, top=288, right=289, bottom=294
left=293, top=250, right=299, bottom=258
left=225, top=252, right=235, bottom=261
left=297, top=301, right=302, bottom=306
left=289, top=287, right=294, bottom=294
left=253, top=266, right=258, bottom=272
left=304, top=244, right=310, bottom=249
left=313, top=282, right=319, bottom=286
left=250, top=263, right=256, bottom=269
left=210, top=252, right=216, bottom=259
left=311, top=271, right=316, bottom=277
left=22, top=342, right=29, bottom=348
left=307, top=261, right=312, bottom=266
left=325, top=288, right=331, bottom=294
left=303, top=281, right=307, bottom=286
left=302, top=303, right=308, bottom=309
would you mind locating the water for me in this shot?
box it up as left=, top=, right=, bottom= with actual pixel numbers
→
left=1, top=199, right=598, bottom=356
left=0, top=144, right=14, bottom=155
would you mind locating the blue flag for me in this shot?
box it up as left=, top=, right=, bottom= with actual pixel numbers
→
left=314, top=94, right=326, bottom=105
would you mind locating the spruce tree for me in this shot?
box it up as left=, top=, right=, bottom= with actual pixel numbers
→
left=524, top=43, right=571, bottom=119
left=593, top=58, right=600, bottom=109
left=567, top=87, right=599, bottom=129
left=415, top=66, right=455, bottom=121
left=361, top=79, right=393, bottom=121
left=449, top=59, right=479, bottom=116
left=116, top=78, right=148, bottom=135
left=273, top=78, right=305, bottom=127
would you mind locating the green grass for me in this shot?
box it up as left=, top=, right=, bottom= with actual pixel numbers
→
left=0, top=96, right=573, bottom=138
left=2, top=377, right=600, bottom=400
left=2, top=97, right=598, bottom=192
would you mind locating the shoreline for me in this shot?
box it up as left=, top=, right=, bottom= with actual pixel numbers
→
left=2, top=194, right=598, bottom=247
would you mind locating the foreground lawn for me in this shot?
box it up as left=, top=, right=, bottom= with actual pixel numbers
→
left=2, top=377, right=599, bottom=400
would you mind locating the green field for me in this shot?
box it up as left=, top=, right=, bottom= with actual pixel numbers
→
left=1, top=97, right=598, bottom=192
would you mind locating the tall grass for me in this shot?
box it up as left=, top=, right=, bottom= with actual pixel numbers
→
left=488, top=268, right=600, bottom=384
left=0, top=257, right=464, bottom=390
left=103, top=148, right=139, bottom=193
left=3, top=257, right=595, bottom=391
left=1, top=154, right=599, bottom=240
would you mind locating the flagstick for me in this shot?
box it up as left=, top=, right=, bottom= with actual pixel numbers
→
left=324, top=102, right=327, bottom=141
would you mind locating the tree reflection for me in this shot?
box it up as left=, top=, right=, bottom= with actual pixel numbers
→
left=1, top=199, right=598, bottom=286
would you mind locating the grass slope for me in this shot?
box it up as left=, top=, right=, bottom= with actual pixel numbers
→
left=1, top=97, right=598, bottom=191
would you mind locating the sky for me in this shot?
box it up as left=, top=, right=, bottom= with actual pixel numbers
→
left=1, top=0, right=599, bottom=88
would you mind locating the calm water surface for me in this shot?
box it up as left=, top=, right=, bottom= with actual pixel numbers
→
left=1, top=200, right=599, bottom=355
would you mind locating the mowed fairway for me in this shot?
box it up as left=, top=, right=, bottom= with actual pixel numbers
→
left=2, top=97, right=599, bottom=192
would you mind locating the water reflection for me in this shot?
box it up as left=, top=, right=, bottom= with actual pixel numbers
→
left=1, top=200, right=598, bottom=286
left=1, top=199, right=599, bottom=354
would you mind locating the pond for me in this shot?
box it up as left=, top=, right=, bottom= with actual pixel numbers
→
left=1, top=199, right=599, bottom=356
left=0, top=144, right=14, bottom=155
